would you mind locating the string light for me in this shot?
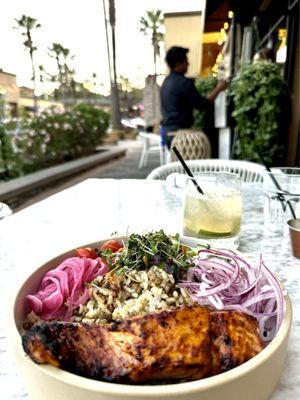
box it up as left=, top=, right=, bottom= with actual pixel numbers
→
left=210, top=13, right=232, bottom=74
left=217, top=27, right=227, bottom=46
left=211, top=50, right=224, bottom=74
left=276, top=29, right=287, bottom=63
left=216, top=53, right=223, bottom=63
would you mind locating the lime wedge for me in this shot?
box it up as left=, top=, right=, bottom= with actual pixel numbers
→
left=183, top=227, right=233, bottom=238
left=198, top=229, right=232, bottom=238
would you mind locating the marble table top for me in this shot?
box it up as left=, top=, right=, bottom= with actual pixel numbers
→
left=0, top=178, right=299, bottom=399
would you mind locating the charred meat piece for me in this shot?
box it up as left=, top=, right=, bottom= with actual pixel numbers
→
left=210, top=310, right=264, bottom=374
left=22, top=306, right=212, bottom=382
left=22, top=306, right=264, bottom=383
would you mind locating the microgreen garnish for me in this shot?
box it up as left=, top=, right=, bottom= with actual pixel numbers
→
left=90, top=230, right=209, bottom=287
left=104, top=230, right=199, bottom=282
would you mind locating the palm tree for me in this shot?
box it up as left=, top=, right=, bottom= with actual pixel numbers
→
left=90, top=72, right=104, bottom=94
left=119, top=75, right=132, bottom=110
left=15, top=15, right=41, bottom=113
left=38, top=65, right=45, bottom=84
left=103, top=0, right=121, bottom=130
left=37, top=65, right=49, bottom=98
left=48, top=43, right=70, bottom=83
left=48, top=43, right=75, bottom=100
left=140, top=10, right=164, bottom=76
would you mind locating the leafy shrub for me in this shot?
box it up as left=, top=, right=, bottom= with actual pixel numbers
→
left=230, top=62, right=290, bottom=165
left=193, top=76, right=218, bottom=130
left=16, top=103, right=110, bottom=173
left=0, top=123, right=23, bottom=179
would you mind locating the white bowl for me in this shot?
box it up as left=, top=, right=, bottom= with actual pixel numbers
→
left=8, top=240, right=292, bottom=400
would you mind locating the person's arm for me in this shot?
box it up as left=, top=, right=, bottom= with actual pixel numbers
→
left=183, top=78, right=230, bottom=110
left=207, top=79, right=230, bottom=102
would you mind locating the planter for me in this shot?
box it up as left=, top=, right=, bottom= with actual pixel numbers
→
left=102, top=130, right=121, bottom=145
left=122, top=128, right=137, bottom=140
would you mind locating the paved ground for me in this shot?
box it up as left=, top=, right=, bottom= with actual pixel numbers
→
left=92, top=140, right=161, bottom=179
left=15, top=140, right=161, bottom=211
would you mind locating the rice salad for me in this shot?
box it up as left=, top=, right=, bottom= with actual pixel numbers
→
left=72, top=266, right=194, bottom=324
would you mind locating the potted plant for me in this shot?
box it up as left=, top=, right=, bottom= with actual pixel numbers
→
left=193, top=76, right=218, bottom=131
left=230, top=61, right=290, bottom=165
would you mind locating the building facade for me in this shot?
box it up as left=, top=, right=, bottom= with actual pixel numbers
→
left=0, top=69, right=62, bottom=118
left=164, top=11, right=203, bottom=77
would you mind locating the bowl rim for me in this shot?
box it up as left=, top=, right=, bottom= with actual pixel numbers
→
left=8, top=238, right=293, bottom=398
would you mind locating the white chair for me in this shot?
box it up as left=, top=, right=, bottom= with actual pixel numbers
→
left=0, top=202, right=12, bottom=220
left=146, top=159, right=265, bottom=182
left=138, top=131, right=167, bottom=169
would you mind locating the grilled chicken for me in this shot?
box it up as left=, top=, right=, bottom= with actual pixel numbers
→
left=210, top=310, right=264, bottom=374
left=22, top=306, right=264, bottom=383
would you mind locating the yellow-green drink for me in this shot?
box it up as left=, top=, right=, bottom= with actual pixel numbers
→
left=183, top=173, right=242, bottom=248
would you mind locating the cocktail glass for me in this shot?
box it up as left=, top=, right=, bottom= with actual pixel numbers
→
left=264, top=168, right=300, bottom=236
left=183, top=173, right=242, bottom=249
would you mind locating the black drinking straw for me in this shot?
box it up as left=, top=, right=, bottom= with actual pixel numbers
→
left=259, top=154, right=296, bottom=219
left=172, top=146, right=204, bottom=195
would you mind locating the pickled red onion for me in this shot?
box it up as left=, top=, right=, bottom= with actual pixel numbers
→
left=26, top=257, right=108, bottom=320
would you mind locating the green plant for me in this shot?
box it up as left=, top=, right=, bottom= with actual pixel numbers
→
left=15, top=104, right=110, bottom=173
left=0, top=123, right=23, bottom=179
left=230, top=61, right=290, bottom=165
left=193, top=76, right=218, bottom=131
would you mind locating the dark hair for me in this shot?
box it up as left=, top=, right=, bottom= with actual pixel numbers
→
left=255, top=48, right=276, bottom=63
left=165, top=46, right=189, bottom=69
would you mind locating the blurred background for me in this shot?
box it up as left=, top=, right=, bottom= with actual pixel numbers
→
left=0, top=0, right=299, bottom=186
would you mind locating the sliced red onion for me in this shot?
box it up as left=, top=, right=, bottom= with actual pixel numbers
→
left=179, top=249, right=285, bottom=341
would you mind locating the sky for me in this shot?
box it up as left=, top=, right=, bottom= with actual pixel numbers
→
left=0, top=0, right=204, bottom=95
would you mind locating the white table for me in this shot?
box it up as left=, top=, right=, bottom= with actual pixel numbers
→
left=0, top=178, right=299, bottom=399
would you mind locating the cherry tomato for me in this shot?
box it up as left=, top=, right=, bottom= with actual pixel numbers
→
left=76, top=247, right=98, bottom=259
left=181, top=246, right=188, bottom=254
left=100, top=240, right=122, bottom=253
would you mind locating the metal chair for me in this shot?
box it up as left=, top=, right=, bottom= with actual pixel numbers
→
left=146, top=159, right=265, bottom=182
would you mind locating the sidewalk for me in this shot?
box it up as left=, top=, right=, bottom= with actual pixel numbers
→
left=15, top=139, right=161, bottom=211
left=87, top=139, right=161, bottom=179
